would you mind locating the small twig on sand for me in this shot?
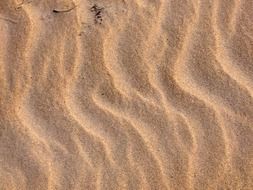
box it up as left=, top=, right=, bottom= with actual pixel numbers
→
left=16, top=0, right=32, bottom=9
left=53, top=5, right=76, bottom=13
left=0, top=17, right=17, bottom=24
left=90, top=4, right=104, bottom=24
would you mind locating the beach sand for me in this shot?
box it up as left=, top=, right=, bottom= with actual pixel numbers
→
left=0, top=0, right=253, bottom=189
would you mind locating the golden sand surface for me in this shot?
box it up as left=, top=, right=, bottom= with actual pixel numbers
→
left=0, top=0, right=253, bottom=189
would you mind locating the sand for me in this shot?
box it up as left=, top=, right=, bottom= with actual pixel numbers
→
left=0, top=0, right=253, bottom=189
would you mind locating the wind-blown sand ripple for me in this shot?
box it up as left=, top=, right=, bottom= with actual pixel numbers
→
left=0, top=0, right=253, bottom=189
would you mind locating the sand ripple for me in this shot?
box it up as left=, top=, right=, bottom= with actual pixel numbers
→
left=0, top=0, right=253, bottom=189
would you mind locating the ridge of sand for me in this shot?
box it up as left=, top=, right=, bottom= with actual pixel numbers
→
left=0, top=0, right=253, bottom=189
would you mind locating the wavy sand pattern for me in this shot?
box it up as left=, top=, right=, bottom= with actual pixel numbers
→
left=0, top=0, right=253, bottom=189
